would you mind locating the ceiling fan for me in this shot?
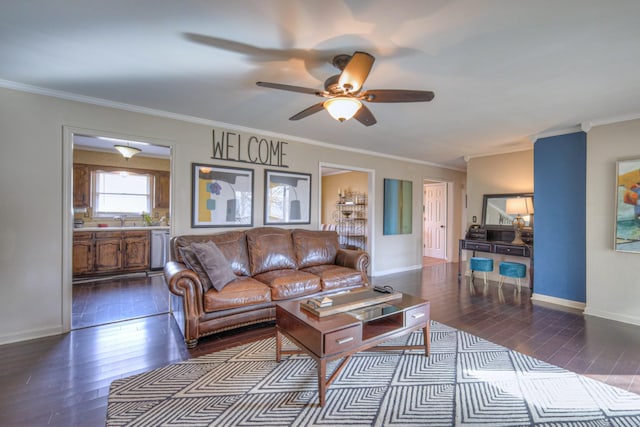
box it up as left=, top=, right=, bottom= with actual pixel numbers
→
left=256, top=51, right=434, bottom=126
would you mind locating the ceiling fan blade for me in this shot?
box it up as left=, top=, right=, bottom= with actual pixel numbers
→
left=361, top=89, right=435, bottom=103
left=289, top=102, right=325, bottom=120
left=338, top=51, right=375, bottom=93
left=256, top=81, right=320, bottom=95
left=353, top=104, right=377, bottom=127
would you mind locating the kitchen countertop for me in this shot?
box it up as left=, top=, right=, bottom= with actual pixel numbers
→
left=74, top=226, right=170, bottom=231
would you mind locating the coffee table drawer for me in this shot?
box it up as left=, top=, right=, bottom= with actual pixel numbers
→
left=405, top=305, right=429, bottom=328
left=324, top=325, right=361, bottom=355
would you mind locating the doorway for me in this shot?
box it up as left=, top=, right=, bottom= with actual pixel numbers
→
left=423, top=181, right=448, bottom=265
left=319, top=163, right=374, bottom=274
left=69, top=131, right=172, bottom=329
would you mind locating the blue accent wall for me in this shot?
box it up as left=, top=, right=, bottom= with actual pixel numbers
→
left=534, top=132, right=586, bottom=302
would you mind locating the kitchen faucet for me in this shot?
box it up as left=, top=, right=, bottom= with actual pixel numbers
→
left=114, top=215, right=126, bottom=227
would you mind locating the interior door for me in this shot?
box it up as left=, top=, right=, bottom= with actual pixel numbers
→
left=423, top=182, right=447, bottom=259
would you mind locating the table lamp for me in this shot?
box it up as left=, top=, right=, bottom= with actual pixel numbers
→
left=505, top=197, right=533, bottom=244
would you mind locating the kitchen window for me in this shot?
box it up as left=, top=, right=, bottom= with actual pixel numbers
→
left=93, top=170, right=152, bottom=217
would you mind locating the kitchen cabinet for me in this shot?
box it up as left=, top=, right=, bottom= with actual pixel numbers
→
left=123, top=231, right=150, bottom=271
left=73, top=230, right=150, bottom=277
left=72, top=231, right=93, bottom=275
left=154, top=172, right=170, bottom=209
left=94, top=231, right=122, bottom=273
left=73, top=164, right=90, bottom=208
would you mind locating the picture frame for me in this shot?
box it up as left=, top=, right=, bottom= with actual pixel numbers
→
left=191, top=163, right=254, bottom=228
left=264, top=169, right=311, bottom=225
left=383, top=178, right=413, bottom=235
left=615, top=158, right=640, bottom=252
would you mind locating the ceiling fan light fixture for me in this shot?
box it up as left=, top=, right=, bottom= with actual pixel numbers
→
left=114, top=144, right=141, bottom=159
left=324, top=97, right=362, bottom=122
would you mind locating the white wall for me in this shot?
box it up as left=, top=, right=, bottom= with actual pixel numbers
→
left=466, top=150, right=534, bottom=225
left=585, top=119, right=640, bottom=325
left=0, top=86, right=466, bottom=344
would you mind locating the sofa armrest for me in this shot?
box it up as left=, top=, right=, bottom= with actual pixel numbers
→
left=335, top=249, right=370, bottom=274
left=164, top=261, right=206, bottom=342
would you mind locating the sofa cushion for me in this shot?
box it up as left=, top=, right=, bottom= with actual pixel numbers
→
left=173, top=231, right=250, bottom=276
left=246, top=227, right=297, bottom=275
left=302, top=264, right=366, bottom=291
left=203, top=277, right=272, bottom=312
left=292, top=229, right=339, bottom=268
left=253, top=269, right=321, bottom=300
left=191, top=241, right=237, bottom=292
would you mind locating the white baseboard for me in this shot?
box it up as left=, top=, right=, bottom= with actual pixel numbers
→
left=583, top=307, right=640, bottom=326
left=372, top=264, right=422, bottom=277
left=530, top=293, right=586, bottom=311
left=0, top=325, right=64, bottom=345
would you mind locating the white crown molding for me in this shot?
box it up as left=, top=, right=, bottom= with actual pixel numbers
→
left=534, top=125, right=582, bottom=141
left=580, top=121, right=592, bottom=133
left=0, top=78, right=465, bottom=173
left=533, top=112, right=640, bottom=141
left=464, top=145, right=533, bottom=162
left=590, top=111, right=640, bottom=128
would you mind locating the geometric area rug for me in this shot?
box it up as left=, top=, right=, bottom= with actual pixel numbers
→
left=106, top=321, right=640, bottom=426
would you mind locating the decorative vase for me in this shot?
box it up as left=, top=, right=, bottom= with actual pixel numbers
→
left=226, top=199, right=237, bottom=222
left=289, top=200, right=301, bottom=220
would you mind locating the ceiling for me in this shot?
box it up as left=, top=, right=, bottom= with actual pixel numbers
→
left=2, top=1, right=640, bottom=170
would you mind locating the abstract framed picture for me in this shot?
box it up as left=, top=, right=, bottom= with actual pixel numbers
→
left=191, top=163, right=254, bottom=228
left=615, top=158, right=640, bottom=252
left=264, top=169, right=311, bottom=225
left=383, top=178, right=413, bottom=235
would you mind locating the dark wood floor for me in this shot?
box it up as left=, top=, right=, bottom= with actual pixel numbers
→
left=1, top=263, right=639, bottom=426
left=72, top=272, right=169, bottom=329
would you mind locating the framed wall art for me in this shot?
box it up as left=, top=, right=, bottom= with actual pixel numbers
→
left=264, top=169, right=311, bottom=225
left=383, top=178, right=413, bottom=235
left=615, top=158, right=640, bottom=252
left=191, top=163, right=254, bottom=228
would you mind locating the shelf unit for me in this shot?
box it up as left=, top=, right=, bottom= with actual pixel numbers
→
left=334, top=195, right=367, bottom=250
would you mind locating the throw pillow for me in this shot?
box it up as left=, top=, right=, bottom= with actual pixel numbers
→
left=178, top=245, right=214, bottom=291
left=191, top=241, right=237, bottom=292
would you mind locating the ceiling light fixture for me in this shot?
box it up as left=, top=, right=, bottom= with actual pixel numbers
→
left=114, top=144, right=141, bottom=159
left=323, top=97, right=362, bottom=122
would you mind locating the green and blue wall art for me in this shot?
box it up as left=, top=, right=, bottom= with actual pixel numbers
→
left=383, top=178, right=412, bottom=235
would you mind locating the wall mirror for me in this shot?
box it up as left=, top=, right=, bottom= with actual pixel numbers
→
left=481, top=193, right=534, bottom=228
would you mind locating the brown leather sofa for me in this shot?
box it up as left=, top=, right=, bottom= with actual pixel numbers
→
left=164, top=227, right=370, bottom=347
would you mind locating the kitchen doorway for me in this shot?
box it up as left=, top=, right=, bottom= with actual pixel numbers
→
left=70, top=132, right=172, bottom=329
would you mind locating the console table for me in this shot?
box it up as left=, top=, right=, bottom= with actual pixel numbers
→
left=458, top=238, right=533, bottom=288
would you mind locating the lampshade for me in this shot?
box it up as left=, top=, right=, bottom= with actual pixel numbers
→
left=323, top=97, right=362, bottom=122
left=524, top=197, right=534, bottom=214
left=505, top=197, right=532, bottom=245
left=114, top=144, right=141, bottom=159
left=505, top=197, right=531, bottom=215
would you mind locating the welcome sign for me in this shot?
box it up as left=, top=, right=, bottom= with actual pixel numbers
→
left=211, top=128, right=289, bottom=168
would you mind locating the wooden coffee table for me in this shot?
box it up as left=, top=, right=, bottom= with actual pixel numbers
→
left=275, top=289, right=430, bottom=406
